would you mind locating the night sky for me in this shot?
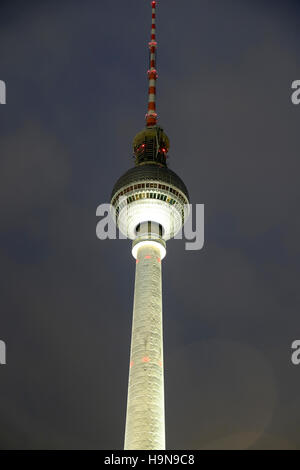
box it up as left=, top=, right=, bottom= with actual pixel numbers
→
left=1, top=0, right=300, bottom=450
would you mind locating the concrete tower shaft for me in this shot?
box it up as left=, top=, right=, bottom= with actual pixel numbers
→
left=124, top=242, right=165, bottom=450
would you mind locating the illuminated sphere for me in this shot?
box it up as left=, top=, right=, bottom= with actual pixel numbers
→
left=111, top=126, right=189, bottom=242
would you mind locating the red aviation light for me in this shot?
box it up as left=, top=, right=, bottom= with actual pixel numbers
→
left=147, top=69, right=158, bottom=79
left=130, top=361, right=134, bottom=368
left=146, top=112, right=158, bottom=119
left=142, top=356, right=150, bottom=363
left=145, top=255, right=151, bottom=259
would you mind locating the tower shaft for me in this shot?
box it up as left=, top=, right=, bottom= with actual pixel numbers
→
left=124, top=242, right=165, bottom=450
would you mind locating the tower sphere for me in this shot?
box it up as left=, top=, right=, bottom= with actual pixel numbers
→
left=111, top=126, right=189, bottom=243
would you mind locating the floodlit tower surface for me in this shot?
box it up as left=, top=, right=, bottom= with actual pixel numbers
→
left=111, top=1, right=189, bottom=450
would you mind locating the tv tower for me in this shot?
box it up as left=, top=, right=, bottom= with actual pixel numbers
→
left=111, top=1, right=189, bottom=450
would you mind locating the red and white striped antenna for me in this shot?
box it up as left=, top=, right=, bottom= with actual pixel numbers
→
left=146, top=1, right=158, bottom=127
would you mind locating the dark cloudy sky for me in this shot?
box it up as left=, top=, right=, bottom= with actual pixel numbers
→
left=0, top=0, right=300, bottom=450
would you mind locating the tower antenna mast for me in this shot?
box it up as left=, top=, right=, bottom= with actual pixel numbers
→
left=146, top=1, right=158, bottom=127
